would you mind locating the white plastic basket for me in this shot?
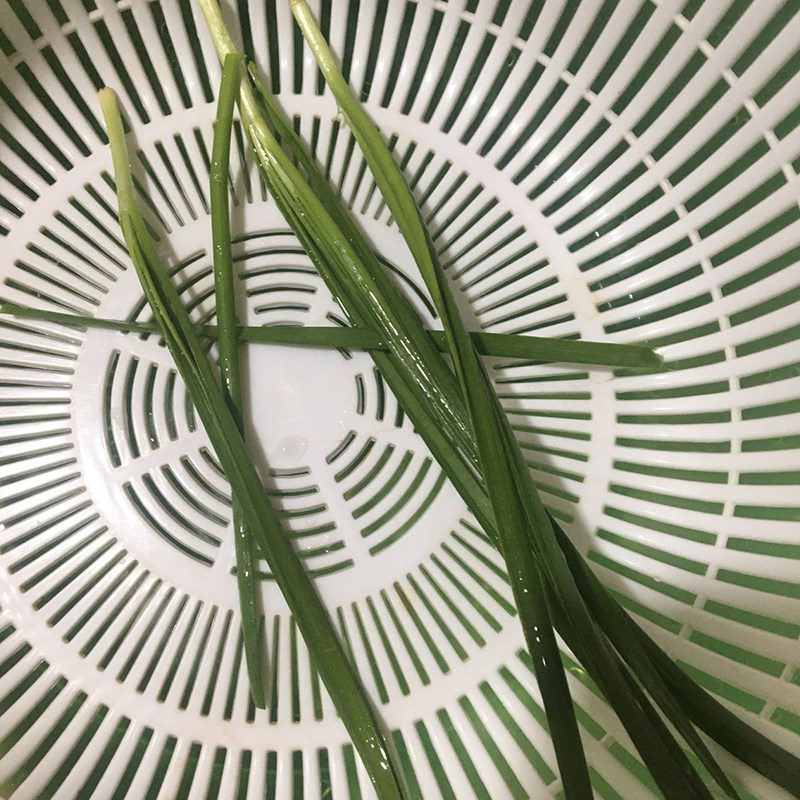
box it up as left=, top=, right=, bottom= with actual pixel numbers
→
left=0, top=1, right=798, bottom=798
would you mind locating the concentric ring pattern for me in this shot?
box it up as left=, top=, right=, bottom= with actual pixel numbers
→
left=0, top=1, right=799, bottom=798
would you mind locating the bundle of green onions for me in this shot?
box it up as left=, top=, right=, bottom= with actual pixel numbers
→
left=19, top=2, right=793, bottom=798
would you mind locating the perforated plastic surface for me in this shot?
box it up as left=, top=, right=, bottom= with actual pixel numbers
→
left=0, top=1, right=799, bottom=798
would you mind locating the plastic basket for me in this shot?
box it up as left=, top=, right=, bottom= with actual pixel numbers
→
left=0, top=0, right=798, bottom=798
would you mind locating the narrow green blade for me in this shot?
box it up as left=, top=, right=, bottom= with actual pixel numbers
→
left=198, top=4, right=798, bottom=799
left=0, top=301, right=659, bottom=366
left=99, top=86, right=411, bottom=800
left=287, top=4, right=718, bottom=798
left=288, top=3, right=596, bottom=795
left=211, top=52, right=265, bottom=709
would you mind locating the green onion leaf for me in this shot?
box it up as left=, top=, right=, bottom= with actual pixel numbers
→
left=98, top=86, right=411, bottom=800
left=289, top=2, right=596, bottom=794
left=198, top=4, right=799, bottom=799
left=0, top=302, right=659, bottom=366
left=286, top=4, right=732, bottom=798
left=211, top=52, right=265, bottom=708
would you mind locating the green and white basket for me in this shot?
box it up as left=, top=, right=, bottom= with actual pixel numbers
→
left=0, top=0, right=798, bottom=797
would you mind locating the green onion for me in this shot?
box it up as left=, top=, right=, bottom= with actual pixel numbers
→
left=0, top=302, right=659, bottom=366
left=200, top=5, right=800, bottom=799
left=210, top=52, right=265, bottom=708
left=553, top=516, right=800, bottom=797
left=288, top=5, right=722, bottom=797
left=290, top=5, right=800, bottom=796
left=98, top=86, right=411, bottom=800
left=198, top=7, right=593, bottom=788
left=288, top=9, right=594, bottom=791
left=287, top=4, right=798, bottom=798
left=198, top=0, right=478, bottom=469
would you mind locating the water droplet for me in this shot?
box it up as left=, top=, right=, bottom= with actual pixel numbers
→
left=271, top=434, right=309, bottom=466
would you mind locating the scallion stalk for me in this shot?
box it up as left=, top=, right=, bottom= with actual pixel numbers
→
left=288, top=5, right=709, bottom=797
left=198, top=4, right=800, bottom=798
left=0, top=302, right=660, bottom=366
left=210, top=52, right=265, bottom=708
left=286, top=3, right=799, bottom=797
left=98, top=86, right=411, bottom=800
